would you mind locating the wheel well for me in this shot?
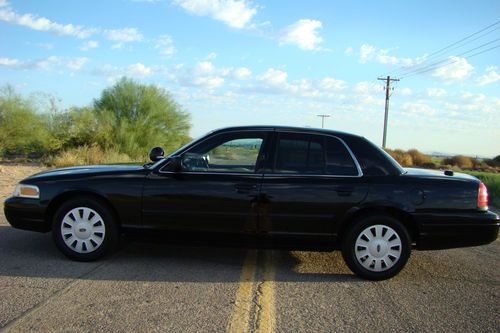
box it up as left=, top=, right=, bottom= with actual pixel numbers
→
left=337, top=207, right=419, bottom=246
left=45, top=191, right=122, bottom=231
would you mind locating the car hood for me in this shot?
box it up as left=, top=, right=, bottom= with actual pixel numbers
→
left=403, top=167, right=478, bottom=181
left=25, top=164, right=145, bottom=180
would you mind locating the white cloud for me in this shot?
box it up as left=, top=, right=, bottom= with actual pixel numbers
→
left=359, top=44, right=376, bottom=63
left=399, top=87, right=412, bottom=96
left=0, top=57, right=19, bottom=66
left=257, top=68, right=288, bottom=85
left=35, top=56, right=61, bottom=70
left=319, top=77, right=346, bottom=91
left=402, top=102, right=437, bottom=116
left=79, top=40, right=99, bottom=51
left=353, top=81, right=382, bottom=95
left=344, top=46, right=354, bottom=55
left=191, top=76, right=224, bottom=89
left=279, top=19, right=324, bottom=51
left=0, top=0, right=9, bottom=8
left=0, top=4, right=96, bottom=38
left=427, top=88, right=447, bottom=98
left=357, top=44, right=424, bottom=66
left=94, top=63, right=153, bottom=81
left=206, top=52, right=217, bottom=60
left=126, top=63, right=153, bottom=78
left=476, top=66, right=500, bottom=86
left=173, top=0, right=257, bottom=29
left=67, top=57, right=88, bottom=71
left=104, top=28, right=143, bottom=42
left=233, top=67, right=251, bottom=80
left=155, top=35, right=176, bottom=56
left=193, top=61, right=215, bottom=75
left=432, top=56, right=473, bottom=82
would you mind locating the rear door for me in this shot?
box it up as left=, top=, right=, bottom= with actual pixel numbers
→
left=259, top=131, right=368, bottom=237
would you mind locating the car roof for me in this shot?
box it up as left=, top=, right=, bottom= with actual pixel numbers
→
left=210, top=125, right=365, bottom=140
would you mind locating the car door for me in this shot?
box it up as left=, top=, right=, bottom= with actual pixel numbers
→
left=142, top=130, right=271, bottom=234
left=259, top=131, right=368, bottom=238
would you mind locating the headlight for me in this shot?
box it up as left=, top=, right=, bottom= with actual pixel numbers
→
left=13, top=184, right=40, bottom=199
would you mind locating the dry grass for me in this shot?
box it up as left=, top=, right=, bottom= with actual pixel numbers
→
left=47, top=145, right=136, bottom=168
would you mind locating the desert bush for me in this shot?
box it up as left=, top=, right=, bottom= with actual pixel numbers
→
left=443, top=155, right=474, bottom=169
left=48, top=145, right=135, bottom=168
left=407, top=149, right=432, bottom=167
left=385, top=149, right=413, bottom=167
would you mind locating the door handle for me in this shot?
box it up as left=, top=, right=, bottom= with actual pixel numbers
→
left=336, top=187, right=353, bottom=196
left=235, top=184, right=258, bottom=194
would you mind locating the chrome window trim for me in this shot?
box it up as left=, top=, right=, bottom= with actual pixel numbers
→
left=157, top=128, right=364, bottom=178
left=273, top=130, right=363, bottom=178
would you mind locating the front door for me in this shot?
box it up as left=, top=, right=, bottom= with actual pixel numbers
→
left=142, top=130, right=271, bottom=234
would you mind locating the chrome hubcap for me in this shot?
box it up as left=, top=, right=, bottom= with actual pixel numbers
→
left=354, top=225, right=402, bottom=272
left=61, top=207, right=106, bottom=253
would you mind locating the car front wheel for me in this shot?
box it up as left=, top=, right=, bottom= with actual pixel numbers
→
left=52, top=197, right=119, bottom=261
left=341, top=214, right=411, bottom=280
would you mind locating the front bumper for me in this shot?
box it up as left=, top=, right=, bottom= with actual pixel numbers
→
left=3, top=197, right=50, bottom=233
left=415, top=210, right=499, bottom=250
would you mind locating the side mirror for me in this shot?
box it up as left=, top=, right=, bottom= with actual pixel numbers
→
left=149, top=147, right=165, bottom=162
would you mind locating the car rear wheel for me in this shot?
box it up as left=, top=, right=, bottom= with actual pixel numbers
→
left=52, top=197, right=119, bottom=261
left=341, top=214, right=411, bottom=280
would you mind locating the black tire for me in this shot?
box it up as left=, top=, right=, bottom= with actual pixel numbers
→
left=52, top=196, right=119, bottom=261
left=341, top=214, right=411, bottom=280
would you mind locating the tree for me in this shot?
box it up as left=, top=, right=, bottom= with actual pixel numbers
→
left=0, top=86, right=55, bottom=157
left=93, top=77, right=191, bottom=158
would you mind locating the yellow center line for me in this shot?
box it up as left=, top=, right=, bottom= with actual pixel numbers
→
left=255, top=250, right=276, bottom=333
left=227, top=249, right=258, bottom=333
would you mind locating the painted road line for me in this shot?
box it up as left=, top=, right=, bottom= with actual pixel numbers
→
left=255, top=250, right=276, bottom=333
left=227, top=249, right=258, bottom=333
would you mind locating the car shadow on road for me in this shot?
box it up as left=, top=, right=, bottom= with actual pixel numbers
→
left=0, top=226, right=361, bottom=283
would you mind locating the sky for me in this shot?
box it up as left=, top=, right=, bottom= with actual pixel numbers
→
left=0, top=0, right=499, bottom=157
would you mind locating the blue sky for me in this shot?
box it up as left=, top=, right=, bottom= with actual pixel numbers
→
left=1, top=0, right=499, bottom=157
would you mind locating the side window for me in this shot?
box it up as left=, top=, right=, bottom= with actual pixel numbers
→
left=325, top=137, right=358, bottom=176
left=274, top=133, right=325, bottom=174
left=274, top=133, right=359, bottom=176
left=183, top=135, right=264, bottom=173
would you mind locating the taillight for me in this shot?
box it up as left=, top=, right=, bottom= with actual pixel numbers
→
left=478, top=182, right=488, bottom=211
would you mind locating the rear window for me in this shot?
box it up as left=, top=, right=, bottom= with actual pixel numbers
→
left=345, top=136, right=403, bottom=176
left=274, top=132, right=358, bottom=176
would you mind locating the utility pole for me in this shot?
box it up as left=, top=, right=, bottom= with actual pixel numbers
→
left=377, top=76, right=399, bottom=148
left=317, top=114, right=330, bottom=128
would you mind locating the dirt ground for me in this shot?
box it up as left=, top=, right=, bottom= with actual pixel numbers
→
left=0, top=164, right=47, bottom=205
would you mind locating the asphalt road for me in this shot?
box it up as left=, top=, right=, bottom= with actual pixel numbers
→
left=0, top=212, right=498, bottom=333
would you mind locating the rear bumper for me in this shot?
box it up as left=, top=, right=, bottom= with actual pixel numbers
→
left=415, top=211, right=499, bottom=250
left=3, top=197, right=50, bottom=233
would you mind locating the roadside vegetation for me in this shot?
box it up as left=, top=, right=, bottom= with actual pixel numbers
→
left=0, top=78, right=191, bottom=166
left=1, top=80, right=498, bottom=206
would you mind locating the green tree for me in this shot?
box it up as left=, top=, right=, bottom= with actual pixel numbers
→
left=0, top=86, right=55, bottom=157
left=93, top=77, right=191, bottom=158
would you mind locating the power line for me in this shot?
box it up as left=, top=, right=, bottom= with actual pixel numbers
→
left=401, top=42, right=500, bottom=79
left=390, top=20, right=500, bottom=78
left=396, top=38, right=500, bottom=78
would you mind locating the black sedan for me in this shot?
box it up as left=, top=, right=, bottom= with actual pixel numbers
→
left=4, top=126, right=499, bottom=280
